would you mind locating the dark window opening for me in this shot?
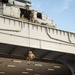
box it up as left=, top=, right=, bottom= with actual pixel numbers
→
left=20, top=8, right=31, bottom=20
left=1, top=0, right=8, bottom=3
left=37, top=12, right=42, bottom=19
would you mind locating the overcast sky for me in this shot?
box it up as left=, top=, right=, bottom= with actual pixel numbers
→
left=28, top=0, right=75, bottom=32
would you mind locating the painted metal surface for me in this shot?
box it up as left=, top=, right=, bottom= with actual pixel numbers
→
left=0, top=15, right=75, bottom=54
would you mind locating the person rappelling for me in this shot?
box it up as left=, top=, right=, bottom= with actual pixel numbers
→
left=27, top=51, right=35, bottom=65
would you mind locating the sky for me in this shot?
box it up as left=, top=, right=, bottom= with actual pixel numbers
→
left=28, top=0, right=75, bottom=32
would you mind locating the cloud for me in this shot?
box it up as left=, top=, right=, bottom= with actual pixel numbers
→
left=30, top=0, right=43, bottom=12
left=63, top=0, right=73, bottom=10
left=58, top=0, right=73, bottom=13
left=29, top=0, right=47, bottom=13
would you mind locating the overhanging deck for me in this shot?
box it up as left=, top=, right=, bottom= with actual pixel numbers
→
left=0, top=15, right=75, bottom=54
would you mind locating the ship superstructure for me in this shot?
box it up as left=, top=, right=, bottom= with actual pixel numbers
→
left=0, top=0, right=75, bottom=75
left=0, top=0, right=56, bottom=28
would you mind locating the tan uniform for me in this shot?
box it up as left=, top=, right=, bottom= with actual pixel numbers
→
left=27, top=51, right=35, bottom=64
left=28, top=53, right=35, bottom=60
left=30, top=12, right=34, bottom=23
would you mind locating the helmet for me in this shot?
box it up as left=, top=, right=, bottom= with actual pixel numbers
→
left=29, top=51, right=32, bottom=54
